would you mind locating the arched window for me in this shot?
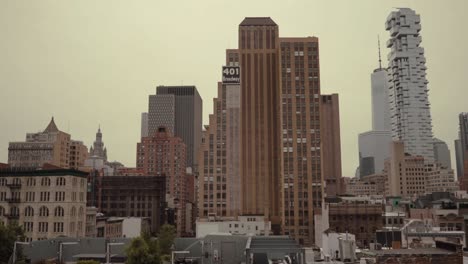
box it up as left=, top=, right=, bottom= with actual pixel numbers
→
left=70, top=207, right=76, bottom=217
left=56, top=177, right=66, bottom=186
left=41, top=177, right=51, bottom=186
left=24, top=206, right=34, bottom=217
left=39, top=206, right=49, bottom=217
left=78, top=207, right=84, bottom=217
left=54, top=206, right=64, bottom=217
left=0, top=206, right=4, bottom=216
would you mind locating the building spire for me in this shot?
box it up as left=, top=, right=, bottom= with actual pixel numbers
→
left=378, top=35, right=382, bottom=70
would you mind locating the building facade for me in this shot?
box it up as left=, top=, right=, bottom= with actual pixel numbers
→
left=69, top=140, right=88, bottom=169
left=433, top=138, right=452, bottom=169
left=148, top=86, right=202, bottom=169
left=198, top=51, right=241, bottom=219
left=99, top=176, right=166, bottom=236
left=239, top=17, right=281, bottom=227
left=385, top=141, right=458, bottom=197
left=0, top=168, right=88, bottom=241
left=141, top=112, right=149, bottom=138
left=456, top=113, right=468, bottom=189
left=279, top=37, right=323, bottom=245
left=8, top=118, right=72, bottom=169
left=321, top=94, right=343, bottom=196
left=328, top=202, right=383, bottom=248
left=386, top=8, right=434, bottom=160
left=136, top=127, right=187, bottom=235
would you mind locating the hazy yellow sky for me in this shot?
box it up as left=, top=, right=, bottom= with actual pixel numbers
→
left=1, top=0, right=467, bottom=177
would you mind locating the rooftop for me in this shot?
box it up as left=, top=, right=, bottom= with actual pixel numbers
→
left=367, top=247, right=455, bottom=256
left=240, top=17, right=277, bottom=26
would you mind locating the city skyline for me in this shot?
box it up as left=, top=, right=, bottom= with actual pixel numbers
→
left=1, top=1, right=467, bottom=177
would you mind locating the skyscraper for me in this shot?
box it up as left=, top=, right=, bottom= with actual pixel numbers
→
left=198, top=50, right=241, bottom=219
left=321, top=94, right=343, bottom=197
left=357, top=39, right=392, bottom=177
left=386, top=8, right=434, bottom=160
left=136, top=126, right=187, bottom=236
left=433, top=138, right=452, bottom=169
left=148, top=86, right=202, bottom=168
left=456, top=113, right=468, bottom=189
left=279, top=36, right=323, bottom=245
left=239, top=18, right=281, bottom=227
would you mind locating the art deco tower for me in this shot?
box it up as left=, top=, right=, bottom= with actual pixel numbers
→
left=239, top=18, right=281, bottom=225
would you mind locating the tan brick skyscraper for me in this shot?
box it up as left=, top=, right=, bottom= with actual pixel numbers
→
left=279, top=37, right=323, bottom=245
left=239, top=18, right=281, bottom=227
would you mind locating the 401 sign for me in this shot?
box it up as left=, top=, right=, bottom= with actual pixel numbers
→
left=222, top=66, right=240, bottom=84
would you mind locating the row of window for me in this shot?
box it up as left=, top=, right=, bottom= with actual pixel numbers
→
left=0, top=206, right=85, bottom=217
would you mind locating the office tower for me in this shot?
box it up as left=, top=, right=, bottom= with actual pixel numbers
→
left=69, top=140, right=88, bottom=169
left=279, top=36, right=322, bottom=245
left=358, top=131, right=392, bottom=177
left=386, top=8, right=434, bottom=160
left=89, top=127, right=107, bottom=161
left=457, top=113, right=468, bottom=190
left=371, top=70, right=390, bottom=131
left=141, top=112, right=148, bottom=138
left=198, top=50, right=241, bottom=218
left=99, top=176, right=166, bottom=235
left=225, top=50, right=241, bottom=218
left=148, top=86, right=202, bottom=168
left=0, top=168, right=88, bottom=241
left=136, top=126, right=187, bottom=236
left=433, top=138, right=452, bottom=169
left=239, top=17, right=281, bottom=228
left=8, top=118, right=71, bottom=169
left=455, top=139, right=463, bottom=179
left=321, top=94, right=343, bottom=196
left=358, top=39, right=392, bottom=178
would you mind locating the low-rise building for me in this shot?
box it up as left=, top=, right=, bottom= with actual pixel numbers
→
left=0, top=168, right=88, bottom=241
left=328, top=199, right=383, bottom=248
left=196, top=215, right=271, bottom=238
left=99, top=175, right=166, bottom=235
left=95, top=216, right=150, bottom=238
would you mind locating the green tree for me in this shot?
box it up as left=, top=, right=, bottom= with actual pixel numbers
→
left=157, top=225, right=176, bottom=256
left=126, top=237, right=153, bottom=264
left=142, top=232, right=160, bottom=264
left=0, top=222, right=26, bottom=264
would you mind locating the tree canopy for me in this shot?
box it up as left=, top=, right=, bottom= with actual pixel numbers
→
left=0, top=222, right=26, bottom=264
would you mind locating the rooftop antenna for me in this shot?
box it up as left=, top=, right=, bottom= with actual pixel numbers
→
left=378, top=35, right=382, bottom=70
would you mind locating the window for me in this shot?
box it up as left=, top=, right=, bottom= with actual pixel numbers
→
left=55, top=191, right=65, bottom=202
left=10, top=206, right=19, bottom=216
left=24, top=206, right=34, bottom=217
left=39, top=206, right=49, bottom=217
left=56, top=177, right=66, bottom=186
left=41, top=177, right=51, bottom=186
left=24, top=222, right=34, bottom=232
left=0, top=206, right=4, bottom=216
left=40, top=192, right=50, bottom=202
left=70, top=207, right=76, bottom=217
left=38, top=222, right=48, bottom=232
left=53, top=222, right=64, bottom=233
left=78, top=207, right=84, bottom=217
left=0, top=179, right=6, bottom=186
left=54, top=206, right=64, bottom=217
